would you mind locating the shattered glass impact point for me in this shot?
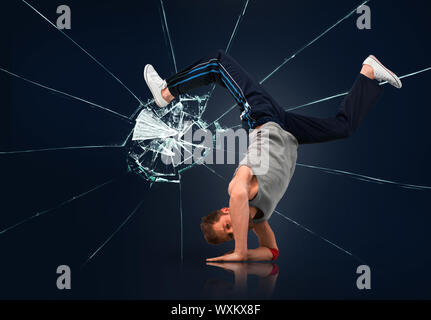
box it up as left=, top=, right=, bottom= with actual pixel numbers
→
left=127, top=94, right=215, bottom=183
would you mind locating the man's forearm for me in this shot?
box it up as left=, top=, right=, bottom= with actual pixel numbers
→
left=247, top=247, right=274, bottom=261
left=229, top=190, right=250, bottom=258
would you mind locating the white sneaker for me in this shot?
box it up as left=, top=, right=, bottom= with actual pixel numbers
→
left=363, top=55, right=402, bottom=89
left=144, top=64, right=169, bottom=107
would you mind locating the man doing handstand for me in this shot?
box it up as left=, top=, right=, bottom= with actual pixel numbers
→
left=144, top=50, right=402, bottom=262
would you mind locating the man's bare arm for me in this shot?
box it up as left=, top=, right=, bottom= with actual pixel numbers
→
left=246, top=247, right=274, bottom=261
left=215, top=219, right=278, bottom=261
left=207, top=167, right=252, bottom=262
left=246, top=221, right=278, bottom=261
left=253, top=221, right=278, bottom=249
left=229, top=179, right=250, bottom=258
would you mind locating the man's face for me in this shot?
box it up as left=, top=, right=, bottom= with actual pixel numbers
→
left=212, top=208, right=234, bottom=243
left=211, top=208, right=255, bottom=244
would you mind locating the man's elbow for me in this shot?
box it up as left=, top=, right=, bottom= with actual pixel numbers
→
left=266, top=247, right=279, bottom=261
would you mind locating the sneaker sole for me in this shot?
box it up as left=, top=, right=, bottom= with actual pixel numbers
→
left=369, top=55, right=402, bottom=89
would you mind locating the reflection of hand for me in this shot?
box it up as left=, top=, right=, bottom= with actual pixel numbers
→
left=206, top=262, right=248, bottom=273
left=246, top=263, right=276, bottom=277
left=206, top=262, right=278, bottom=298
left=207, top=252, right=247, bottom=262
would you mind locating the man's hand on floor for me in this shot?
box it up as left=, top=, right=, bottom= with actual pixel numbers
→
left=206, top=247, right=275, bottom=262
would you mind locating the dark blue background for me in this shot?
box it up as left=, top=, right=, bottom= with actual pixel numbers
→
left=0, top=0, right=430, bottom=299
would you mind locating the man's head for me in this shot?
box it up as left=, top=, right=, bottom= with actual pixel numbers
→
left=200, top=208, right=255, bottom=245
left=200, top=208, right=233, bottom=245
